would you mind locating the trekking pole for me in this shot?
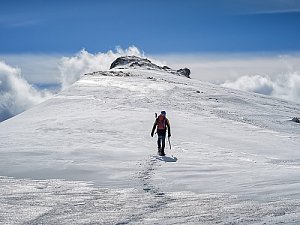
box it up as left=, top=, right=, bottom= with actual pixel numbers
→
left=168, top=136, right=171, bottom=150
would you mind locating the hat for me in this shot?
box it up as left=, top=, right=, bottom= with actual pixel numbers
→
left=161, top=111, right=166, bottom=116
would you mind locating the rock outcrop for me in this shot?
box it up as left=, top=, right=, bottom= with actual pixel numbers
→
left=177, top=68, right=191, bottom=78
left=110, top=56, right=191, bottom=78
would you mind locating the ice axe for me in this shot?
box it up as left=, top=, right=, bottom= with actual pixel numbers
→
left=154, top=113, right=157, bottom=134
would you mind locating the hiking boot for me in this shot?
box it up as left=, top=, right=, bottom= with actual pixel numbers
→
left=157, top=148, right=162, bottom=155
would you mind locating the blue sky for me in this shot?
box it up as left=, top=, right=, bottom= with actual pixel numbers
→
left=1, top=0, right=300, bottom=54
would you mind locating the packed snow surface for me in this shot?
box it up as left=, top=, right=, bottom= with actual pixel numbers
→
left=0, top=61, right=300, bottom=224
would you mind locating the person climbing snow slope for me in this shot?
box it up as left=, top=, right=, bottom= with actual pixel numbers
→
left=151, top=111, right=171, bottom=156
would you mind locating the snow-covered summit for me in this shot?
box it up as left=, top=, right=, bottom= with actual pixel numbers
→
left=110, top=55, right=191, bottom=78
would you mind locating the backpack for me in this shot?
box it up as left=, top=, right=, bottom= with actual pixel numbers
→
left=157, top=115, right=166, bottom=130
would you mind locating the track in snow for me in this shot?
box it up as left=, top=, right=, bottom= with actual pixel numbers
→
left=1, top=155, right=300, bottom=224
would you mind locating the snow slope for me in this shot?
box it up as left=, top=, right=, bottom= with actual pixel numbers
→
left=0, top=57, right=300, bottom=224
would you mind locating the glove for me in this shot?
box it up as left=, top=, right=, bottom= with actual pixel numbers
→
left=168, top=134, right=171, bottom=138
left=151, top=132, right=154, bottom=137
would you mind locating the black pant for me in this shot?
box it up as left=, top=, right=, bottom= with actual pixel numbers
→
left=157, top=135, right=166, bottom=151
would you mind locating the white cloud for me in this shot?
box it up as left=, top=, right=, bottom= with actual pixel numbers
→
left=156, top=53, right=300, bottom=103
left=0, top=54, right=61, bottom=84
left=0, top=61, right=52, bottom=122
left=59, top=46, right=146, bottom=89
left=272, top=72, right=300, bottom=102
left=221, top=75, right=274, bottom=95
left=231, top=0, right=300, bottom=15
left=221, top=72, right=300, bottom=103
left=155, top=53, right=300, bottom=83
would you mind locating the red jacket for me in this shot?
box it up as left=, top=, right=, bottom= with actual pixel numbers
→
left=151, top=115, right=171, bottom=137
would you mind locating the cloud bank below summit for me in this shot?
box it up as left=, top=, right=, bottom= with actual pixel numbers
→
left=159, top=54, right=300, bottom=103
left=221, top=73, right=300, bottom=103
left=0, top=61, right=52, bottom=122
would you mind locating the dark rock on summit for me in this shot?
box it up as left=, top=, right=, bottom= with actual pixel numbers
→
left=177, top=68, right=191, bottom=78
left=110, top=56, right=160, bottom=70
left=110, top=56, right=191, bottom=78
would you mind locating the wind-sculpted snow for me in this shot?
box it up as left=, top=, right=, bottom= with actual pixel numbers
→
left=0, top=64, right=300, bottom=224
left=1, top=170, right=300, bottom=224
